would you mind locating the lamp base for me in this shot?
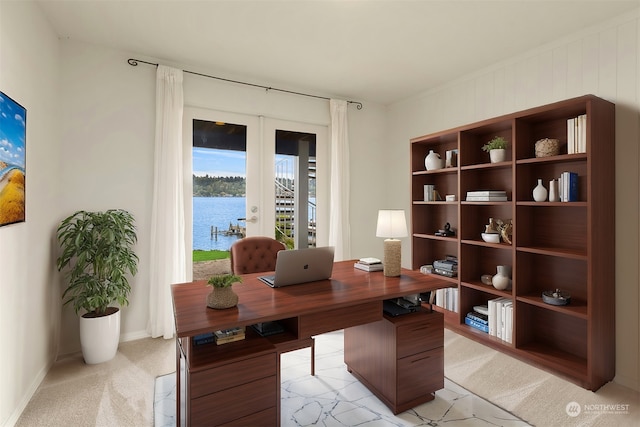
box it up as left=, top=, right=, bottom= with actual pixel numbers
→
left=383, top=239, right=402, bottom=277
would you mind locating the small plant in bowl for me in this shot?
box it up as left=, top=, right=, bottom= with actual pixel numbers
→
left=482, top=136, right=509, bottom=163
left=206, top=274, right=242, bottom=309
left=481, top=136, right=509, bottom=152
left=207, top=274, right=242, bottom=288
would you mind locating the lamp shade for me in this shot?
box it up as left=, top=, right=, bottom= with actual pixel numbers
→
left=376, top=210, right=408, bottom=239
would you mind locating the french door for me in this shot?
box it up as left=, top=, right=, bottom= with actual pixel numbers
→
left=183, top=107, right=328, bottom=267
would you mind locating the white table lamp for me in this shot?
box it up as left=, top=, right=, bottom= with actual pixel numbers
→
left=376, top=210, right=408, bottom=277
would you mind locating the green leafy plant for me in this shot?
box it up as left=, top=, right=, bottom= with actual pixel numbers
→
left=207, top=274, right=243, bottom=288
left=56, top=209, right=139, bottom=316
left=481, top=136, right=509, bottom=152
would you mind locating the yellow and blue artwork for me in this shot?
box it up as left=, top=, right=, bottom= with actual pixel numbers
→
left=0, top=91, right=26, bottom=227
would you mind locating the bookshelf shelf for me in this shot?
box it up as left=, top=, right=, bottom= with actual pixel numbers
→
left=410, top=94, right=615, bottom=391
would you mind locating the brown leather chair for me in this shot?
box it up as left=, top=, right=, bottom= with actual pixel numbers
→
left=230, top=236, right=285, bottom=275
left=229, top=236, right=315, bottom=375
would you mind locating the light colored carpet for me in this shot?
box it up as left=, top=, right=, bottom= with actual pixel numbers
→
left=15, top=329, right=639, bottom=426
left=443, top=330, right=640, bottom=426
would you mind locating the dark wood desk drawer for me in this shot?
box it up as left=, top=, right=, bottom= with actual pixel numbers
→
left=190, top=375, right=277, bottom=426
left=396, top=311, right=443, bottom=358
left=190, top=352, right=276, bottom=398
left=299, top=301, right=382, bottom=337
left=397, top=347, right=444, bottom=404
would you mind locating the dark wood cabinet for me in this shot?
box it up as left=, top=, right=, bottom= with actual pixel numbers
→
left=410, top=95, right=615, bottom=390
left=344, top=309, right=444, bottom=414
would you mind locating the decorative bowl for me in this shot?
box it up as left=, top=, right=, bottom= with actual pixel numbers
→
left=481, top=232, right=500, bottom=243
left=535, top=138, right=560, bottom=157
left=481, top=274, right=493, bottom=286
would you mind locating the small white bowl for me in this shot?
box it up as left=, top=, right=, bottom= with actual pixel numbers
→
left=481, top=233, right=500, bottom=243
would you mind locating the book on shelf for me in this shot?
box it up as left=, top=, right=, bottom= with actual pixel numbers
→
left=433, top=268, right=457, bottom=278
left=466, top=190, right=507, bottom=197
left=193, top=332, right=216, bottom=346
left=488, top=297, right=512, bottom=343
left=559, top=171, right=578, bottom=202
left=567, top=114, right=587, bottom=154
left=465, top=315, right=489, bottom=333
left=466, top=190, right=507, bottom=202
left=354, top=262, right=383, bottom=272
left=213, top=326, right=245, bottom=344
left=358, top=257, right=382, bottom=265
left=435, top=287, right=458, bottom=312
left=433, top=259, right=458, bottom=272
left=466, top=311, right=488, bottom=324
left=465, top=196, right=508, bottom=202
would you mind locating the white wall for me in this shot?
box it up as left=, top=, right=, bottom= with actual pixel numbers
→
left=387, top=9, right=640, bottom=391
left=0, top=2, right=61, bottom=425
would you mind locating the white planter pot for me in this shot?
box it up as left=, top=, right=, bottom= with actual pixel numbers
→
left=79, top=307, right=120, bottom=364
left=489, top=149, right=506, bottom=163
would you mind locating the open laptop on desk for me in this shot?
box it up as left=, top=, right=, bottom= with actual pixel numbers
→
left=259, top=246, right=334, bottom=287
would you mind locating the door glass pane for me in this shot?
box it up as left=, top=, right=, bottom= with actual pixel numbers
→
left=275, top=130, right=316, bottom=249
left=192, top=119, right=247, bottom=259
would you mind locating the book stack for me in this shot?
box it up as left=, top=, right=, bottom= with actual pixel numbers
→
left=193, top=332, right=216, bottom=346
left=433, top=257, right=457, bottom=278
left=567, top=114, right=587, bottom=154
left=487, top=298, right=513, bottom=343
left=434, top=287, right=458, bottom=312
left=354, top=257, right=383, bottom=272
left=558, top=171, right=578, bottom=202
left=465, top=190, right=507, bottom=202
left=214, top=326, right=245, bottom=345
left=465, top=309, right=489, bottom=333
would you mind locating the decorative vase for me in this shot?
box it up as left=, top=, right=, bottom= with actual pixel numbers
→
left=425, top=150, right=443, bottom=170
left=489, top=148, right=506, bottom=163
left=548, top=179, right=559, bottom=202
left=207, top=287, right=239, bottom=309
left=492, top=265, right=512, bottom=291
left=533, top=179, right=548, bottom=202
left=79, top=307, right=120, bottom=364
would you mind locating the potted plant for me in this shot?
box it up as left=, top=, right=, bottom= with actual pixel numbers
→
left=56, top=209, right=138, bottom=364
left=206, top=274, right=242, bottom=309
left=481, top=136, right=509, bottom=163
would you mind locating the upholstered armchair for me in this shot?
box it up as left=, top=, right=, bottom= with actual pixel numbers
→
left=229, top=236, right=285, bottom=274
left=229, top=236, right=315, bottom=375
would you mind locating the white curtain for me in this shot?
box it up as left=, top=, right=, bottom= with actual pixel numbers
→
left=148, top=66, right=186, bottom=339
left=328, top=99, right=351, bottom=260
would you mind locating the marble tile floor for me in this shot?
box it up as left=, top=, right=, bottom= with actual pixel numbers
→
left=154, top=331, right=530, bottom=426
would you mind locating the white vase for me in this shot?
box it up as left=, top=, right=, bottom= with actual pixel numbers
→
left=533, top=179, right=548, bottom=202
left=79, top=307, right=120, bottom=364
left=492, top=265, right=512, bottom=291
left=548, top=179, right=559, bottom=202
left=489, top=148, right=506, bottom=163
left=425, top=150, right=443, bottom=170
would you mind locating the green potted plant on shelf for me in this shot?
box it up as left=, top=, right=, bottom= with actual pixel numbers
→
left=206, top=274, right=243, bottom=309
left=481, top=136, right=509, bottom=163
left=56, top=209, right=138, bottom=364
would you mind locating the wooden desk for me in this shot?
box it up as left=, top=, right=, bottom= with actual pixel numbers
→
left=171, top=260, right=448, bottom=425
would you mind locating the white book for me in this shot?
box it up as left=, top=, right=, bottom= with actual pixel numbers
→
left=495, top=298, right=504, bottom=340
left=488, top=299, right=497, bottom=336
left=567, top=118, right=576, bottom=154
left=578, top=114, right=587, bottom=153
left=505, top=302, right=513, bottom=344
left=502, top=301, right=513, bottom=343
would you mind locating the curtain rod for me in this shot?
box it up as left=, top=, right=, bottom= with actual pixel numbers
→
left=127, top=58, right=363, bottom=110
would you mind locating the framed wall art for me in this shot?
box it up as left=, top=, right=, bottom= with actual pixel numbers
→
left=0, top=90, right=26, bottom=227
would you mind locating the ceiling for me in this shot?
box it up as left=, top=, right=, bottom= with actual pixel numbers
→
left=37, top=0, right=639, bottom=105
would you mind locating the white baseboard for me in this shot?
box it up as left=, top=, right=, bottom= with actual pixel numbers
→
left=3, top=359, right=53, bottom=427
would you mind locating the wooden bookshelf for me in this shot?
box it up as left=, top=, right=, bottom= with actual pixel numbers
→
left=410, top=95, right=615, bottom=390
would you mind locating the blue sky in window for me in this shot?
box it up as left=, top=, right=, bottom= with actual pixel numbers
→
left=193, top=147, right=245, bottom=177
left=0, top=92, right=26, bottom=168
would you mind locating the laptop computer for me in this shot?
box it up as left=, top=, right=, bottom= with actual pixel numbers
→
left=259, top=246, right=335, bottom=288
